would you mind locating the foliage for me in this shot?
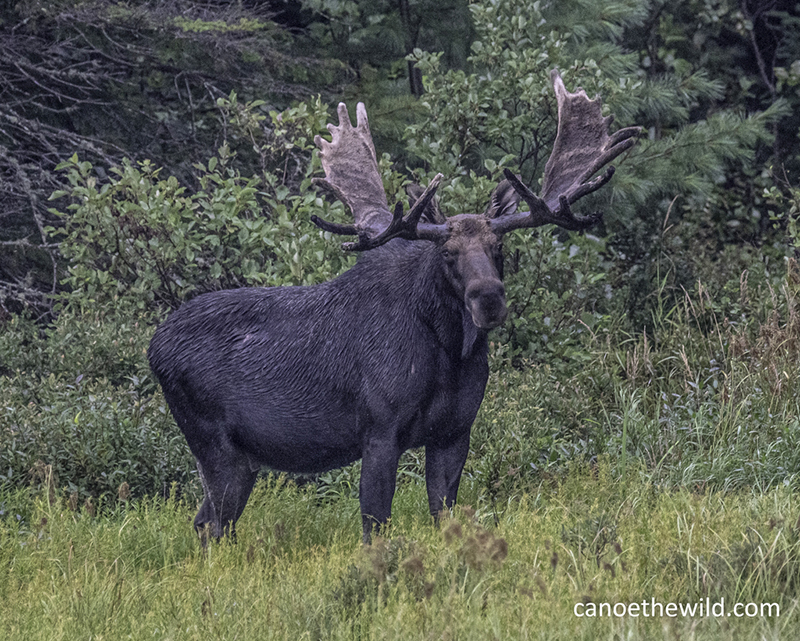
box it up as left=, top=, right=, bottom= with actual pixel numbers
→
left=299, top=0, right=472, bottom=91
left=404, top=0, right=790, bottom=355
left=48, top=99, right=355, bottom=316
left=0, top=0, right=342, bottom=315
left=293, top=0, right=475, bottom=164
left=0, top=310, right=195, bottom=502
left=765, top=170, right=800, bottom=254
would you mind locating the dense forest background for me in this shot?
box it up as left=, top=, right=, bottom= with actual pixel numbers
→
left=2, top=0, right=800, bottom=506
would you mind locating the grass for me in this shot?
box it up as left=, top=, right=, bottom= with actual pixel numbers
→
left=1, top=468, right=799, bottom=640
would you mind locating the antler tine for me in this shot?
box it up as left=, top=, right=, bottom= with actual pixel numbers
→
left=406, top=183, right=447, bottom=224
left=496, top=170, right=603, bottom=233
left=313, top=174, right=448, bottom=251
left=491, top=70, right=641, bottom=236
left=344, top=201, right=407, bottom=251
left=405, top=174, right=443, bottom=229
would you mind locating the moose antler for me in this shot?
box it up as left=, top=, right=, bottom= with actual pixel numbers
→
left=313, top=74, right=640, bottom=250
left=491, top=70, right=641, bottom=235
left=312, top=102, right=390, bottom=231
left=311, top=102, right=449, bottom=250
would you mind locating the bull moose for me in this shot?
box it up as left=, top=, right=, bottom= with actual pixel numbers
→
left=148, top=71, right=640, bottom=543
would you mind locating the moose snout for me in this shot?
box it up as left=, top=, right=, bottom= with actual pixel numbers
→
left=466, top=280, right=507, bottom=329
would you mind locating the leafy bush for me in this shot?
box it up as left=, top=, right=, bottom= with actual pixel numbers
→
left=2, top=374, right=194, bottom=500
left=765, top=172, right=800, bottom=255
left=48, top=99, right=355, bottom=317
left=0, top=309, right=150, bottom=385
left=0, top=303, right=196, bottom=502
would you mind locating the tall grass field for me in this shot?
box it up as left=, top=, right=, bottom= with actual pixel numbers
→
left=1, top=469, right=798, bottom=640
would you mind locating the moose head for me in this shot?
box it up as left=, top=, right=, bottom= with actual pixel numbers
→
left=311, top=70, right=640, bottom=332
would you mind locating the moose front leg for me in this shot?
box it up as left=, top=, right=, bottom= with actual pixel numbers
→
left=359, top=437, right=402, bottom=543
left=425, top=430, right=471, bottom=523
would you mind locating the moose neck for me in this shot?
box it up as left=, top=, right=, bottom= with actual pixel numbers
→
left=355, top=239, right=487, bottom=361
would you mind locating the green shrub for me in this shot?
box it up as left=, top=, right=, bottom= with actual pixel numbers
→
left=47, top=99, right=356, bottom=317
left=0, top=372, right=195, bottom=502
left=0, top=309, right=150, bottom=385
left=0, top=307, right=195, bottom=501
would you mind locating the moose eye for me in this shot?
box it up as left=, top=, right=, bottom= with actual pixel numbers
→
left=441, top=248, right=457, bottom=262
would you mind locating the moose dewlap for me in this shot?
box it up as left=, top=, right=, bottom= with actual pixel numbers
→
left=148, top=70, right=640, bottom=543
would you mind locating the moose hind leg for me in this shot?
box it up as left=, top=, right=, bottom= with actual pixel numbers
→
left=194, top=455, right=258, bottom=542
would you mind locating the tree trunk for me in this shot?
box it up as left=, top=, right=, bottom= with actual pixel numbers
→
left=398, top=0, right=424, bottom=97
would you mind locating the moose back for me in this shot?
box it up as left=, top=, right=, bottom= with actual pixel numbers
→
left=148, top=71, right=640, bottom=543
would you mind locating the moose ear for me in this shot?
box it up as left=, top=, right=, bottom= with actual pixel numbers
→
left=484, top=179, right=521, bottom=219
left=406, top=183, right=446, bottom=224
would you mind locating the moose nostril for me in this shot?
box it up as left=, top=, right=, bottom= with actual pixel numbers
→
left=481, top=294, right=506, bottom=317
left=465, top=280, right=508, bottom=329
